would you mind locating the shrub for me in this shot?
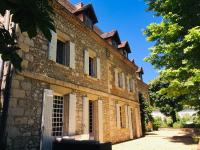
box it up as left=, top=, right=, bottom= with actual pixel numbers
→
left=153, top=117, right=162, bottom=130
left=193, top=115, right=200, bottom=128
left=166, top=117, right=173, bottom=127
left=173, top=122, right=183, bottom=128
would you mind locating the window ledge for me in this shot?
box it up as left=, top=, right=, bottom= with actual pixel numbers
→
left=85, top=74, right=99, bottom=81
left=49, top=60, right=74, bottom=70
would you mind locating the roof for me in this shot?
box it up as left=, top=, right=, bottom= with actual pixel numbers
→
left=101, top=30, right=121, bottom=44
left=73, top=4, right=98, bottom=24
left=118, top=41, right=131, bottom=53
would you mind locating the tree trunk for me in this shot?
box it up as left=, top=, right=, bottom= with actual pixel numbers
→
left=171, top=111, right=177, bottom=123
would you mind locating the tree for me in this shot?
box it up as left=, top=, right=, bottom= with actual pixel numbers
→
left=144, top=0, right=200, bottom=112
left=0, top=0, right=55, bottom=70
left=149, top=77, right=183, bottom=123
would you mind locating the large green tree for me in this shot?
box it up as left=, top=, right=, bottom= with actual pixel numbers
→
left=144, top=0, right=200, bottom=112
left=149, top=77, right=183, bottom=123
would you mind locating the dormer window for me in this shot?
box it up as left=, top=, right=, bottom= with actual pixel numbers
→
left=118, top=41, right=131, bottom=58
left=136, top=67, right=144, bottom=81
left=112, top=39, right=118, bottom=48
left=73, top=3, right=98, bottom=29
left=101, top=30, right=121, bottom=49
left=84, top=15, right=93, bottom=28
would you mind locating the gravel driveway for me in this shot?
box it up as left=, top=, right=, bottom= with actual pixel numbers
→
left=112, top=129, right=198, bottom=150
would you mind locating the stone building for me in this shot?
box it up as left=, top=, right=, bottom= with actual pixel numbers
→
left=0, top=0, right=149, bottom=149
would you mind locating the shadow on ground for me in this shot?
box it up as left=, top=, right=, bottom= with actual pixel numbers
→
left=164, top=132, right=196, bottom=145
left=145, top=132, right=158, bottom=136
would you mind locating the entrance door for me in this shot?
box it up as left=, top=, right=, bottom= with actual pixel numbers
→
left=89, top=101, right=94, bottom=140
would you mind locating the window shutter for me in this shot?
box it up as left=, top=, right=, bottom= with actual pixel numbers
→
left=125, top=105, right=129, bottom=128
left=116, top=104, right=121, bottom=128
left=83, top=96, right=89, bottom=134
left=132, top=79, right=136, bottom=92
left=127, top=76, right=130, bottom=92
left=48, top=30, right=57, bottom=61
left=97, top=100, right=103, bottom=142
left=128, top=106, right=134, bottom=139
left=69, top=42, right=75, bottom=69
left=68, top=93, right=77, bottom=136
left=96, top=57, right=101, bottom=79
left=122, top=73, right=125, bottom=89
left=41, top=89, right=53, bottom=150
left=114, top=69, right=118, bottom=87
left=84, top=49, right=89, bottom=75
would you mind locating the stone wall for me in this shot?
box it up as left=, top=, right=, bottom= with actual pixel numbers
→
left=6, top=74, right=49, bottom=150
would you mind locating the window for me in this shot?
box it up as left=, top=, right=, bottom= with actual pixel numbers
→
left=89, top=57, right=96, bottom=77
left=112, top=39, right=118, bottom=48
left=123, top=50, right=128, bottom=58
left=139, top=73, right=143, bottom=81
left=52, top=95, right=64, bottom=137
left=84, top=15, right=93, bottom=29
left=89, top=101, right=94, bottom=133
left=56, top=40, right=70, bottom=66
left=119, top=106, right=123, bottom=128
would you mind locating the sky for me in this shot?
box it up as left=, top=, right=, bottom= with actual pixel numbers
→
left=71, top=0, right=161, bottom=83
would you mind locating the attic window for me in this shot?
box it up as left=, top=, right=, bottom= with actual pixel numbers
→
left=123, top=50, right=128, bottom=58
left=84, top=15, right=93, bottom=28
left=112, top=40, right=118, bottom=48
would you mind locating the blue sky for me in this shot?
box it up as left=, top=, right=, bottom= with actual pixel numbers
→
left=71, top=0, right=161, bottom=83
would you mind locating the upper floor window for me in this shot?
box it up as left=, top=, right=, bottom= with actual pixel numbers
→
left=84, top=49, right=101, bottom=79
left=56, top=40, right=70, bottom=66
left=89, top=57, right=96, bottom=77
left=48, top=31, right=75, bottom=69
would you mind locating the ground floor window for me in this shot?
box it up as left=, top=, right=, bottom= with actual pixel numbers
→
left=52, top=95, right=64, bottom=137
left=89, top=101, right=94, bottom=134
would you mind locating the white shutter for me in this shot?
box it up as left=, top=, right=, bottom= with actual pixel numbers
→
left=97, top=100, right=103, bottom=142
left=82, top=96, right=89, bottom=134
left=132, top=79, right=136, bottom=92
left=68, top=93, right=77, bottom=136
left=69, top=42, right=75, bottom=69
left=125, top=105, right=129, bottom=128
left=114, top=69, right=118, bottom=87
left=128, top=106, right=134, bottom=139
left=84, top=49, right=89, bottom=75
left=96, top=57, right=101, bottom=79
left=41, top=89, right=53, bottom=150
left=127, top=76, right=130, bottom=92
left=116, top=104, right=120, bottom=128
left=122, top=73, right=125, bottom=89
left=48, top=30, right=57, bottom=61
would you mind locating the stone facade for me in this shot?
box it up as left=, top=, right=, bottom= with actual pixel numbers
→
left=2, top=1, right=149, bottom=150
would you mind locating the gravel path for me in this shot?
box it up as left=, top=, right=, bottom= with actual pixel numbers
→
left=112, top=129, right=198, bottom=150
